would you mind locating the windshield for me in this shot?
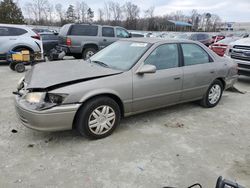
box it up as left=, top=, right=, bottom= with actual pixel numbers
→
left=90, top=41, right=151, bottom=71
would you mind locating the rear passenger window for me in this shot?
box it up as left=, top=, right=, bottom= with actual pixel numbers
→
left=145, top=44, right=179, bottom=70
left=0, top=27, right=9, bottom=36
left=181, top=43, right=211, bottom=66
left=0, top=27, right=27, bottom=36
left=69, top=25, right=98, bottom=36
left=102, top=27, right=114, bottom=37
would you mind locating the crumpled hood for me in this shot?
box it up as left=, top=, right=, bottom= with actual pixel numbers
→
left=25, top=60, right=122, bottom=90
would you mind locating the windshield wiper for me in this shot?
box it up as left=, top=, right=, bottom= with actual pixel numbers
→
left=91, top=60, right=110, bottom=68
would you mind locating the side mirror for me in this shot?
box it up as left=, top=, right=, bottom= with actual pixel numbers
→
left=137, top=64, right=156, bottom=74
left=128, top=32, right=132, bottom=38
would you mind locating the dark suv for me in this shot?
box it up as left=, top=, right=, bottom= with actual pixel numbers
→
left=189, top=33, right=213, bottom=46
left=58, top=24, right=131, bottom=59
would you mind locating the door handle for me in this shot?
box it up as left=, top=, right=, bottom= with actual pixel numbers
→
left=210, top=71, right=215, bottom=74
left=103, top=39, right=107, bottom=42
left=174, top=77, right=181, bottom=80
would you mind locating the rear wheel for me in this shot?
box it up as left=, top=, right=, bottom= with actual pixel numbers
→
left=9, top=62, right=16, bottom=71
left=82, top=48, right=97, bottom=60
left=200, top=80, right=223, bottom=108
left=15, top=63, right=25, bottom=73
left=75, top=97, right=121, bottom=139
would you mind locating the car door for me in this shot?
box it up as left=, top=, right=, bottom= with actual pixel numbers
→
left=181, top=43, right=216, bottom=101
left=100, top=27, right=116, bottom=48
left=132, top=43, right=183, bottom=113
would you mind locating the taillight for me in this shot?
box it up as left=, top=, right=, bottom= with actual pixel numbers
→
left=66, top=37, right=72, bottom=46
left=31, top=34, right=40, bottom=40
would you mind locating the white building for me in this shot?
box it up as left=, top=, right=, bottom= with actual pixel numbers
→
left=220, top=22, right=250, bottom=32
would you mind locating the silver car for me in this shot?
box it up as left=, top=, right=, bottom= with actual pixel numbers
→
left=0, top=24, right=43, bottom=62
left=14, top=38, right=238, bottom=139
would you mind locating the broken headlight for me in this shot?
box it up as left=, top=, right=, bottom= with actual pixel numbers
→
left=45, top=93, right=68, bottom=104
left=25, top=92, right=68, bottom=110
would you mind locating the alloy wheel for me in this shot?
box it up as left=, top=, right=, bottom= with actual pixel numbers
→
left=88, top=105, right=116, bottom=135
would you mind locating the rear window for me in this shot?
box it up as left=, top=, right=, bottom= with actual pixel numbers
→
left=0, top=26, right=27, bottom=36
left=59, top=24, right=71, bottom=36
left=69, top=25, right=98, bottom=36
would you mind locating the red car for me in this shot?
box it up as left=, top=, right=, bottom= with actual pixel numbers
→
left=209, top=37, right=240, bottom=56
left=212, top=35, right=225, bottom=43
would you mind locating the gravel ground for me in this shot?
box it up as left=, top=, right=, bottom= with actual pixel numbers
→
left=0, top=64, right=250, bottom=188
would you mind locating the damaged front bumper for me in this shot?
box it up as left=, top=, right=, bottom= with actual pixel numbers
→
left=15, top=95, right=81, bottom=131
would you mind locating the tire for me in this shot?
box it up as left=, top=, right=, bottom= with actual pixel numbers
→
left=75, top=97, right=121, bottom=139
left=200, top=79, right=223, bottom=108
left=15, top=63, right=25, bottom=73
left=82, top=48, right=97, bottom=60
left=73, top=54, right=82, bottom=59
left=9, top=62, right=16, bottom=71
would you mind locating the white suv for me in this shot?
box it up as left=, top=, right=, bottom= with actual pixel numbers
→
left=0, top=24, right=43, bottom=62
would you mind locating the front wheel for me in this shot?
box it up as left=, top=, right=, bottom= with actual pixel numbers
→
left=75, top=97, right=121, bottom=139
left=82, top=48, right=97, bottom=60
left=200, top=80, right=223, bottom=108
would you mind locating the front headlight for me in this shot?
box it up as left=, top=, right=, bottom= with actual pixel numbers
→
left=25, top=92, right=68, bottom=110
left=45, top=93, right=68, bottom=104
left=25, top=92, right=45, bottom=104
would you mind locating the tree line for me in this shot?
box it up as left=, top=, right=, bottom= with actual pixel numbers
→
left=0, top=0, right=222, bottom=32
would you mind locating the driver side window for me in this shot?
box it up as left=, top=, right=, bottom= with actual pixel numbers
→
left=144, top=44, right=179, bottom=70
left=116, top=28, right=129, bottom=38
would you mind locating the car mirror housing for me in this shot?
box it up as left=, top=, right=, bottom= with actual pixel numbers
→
left=137, top=64, right=156, bottom=74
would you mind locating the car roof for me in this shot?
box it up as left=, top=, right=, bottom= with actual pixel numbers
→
left=121, top=37, right=195, bottom=44
left=0, top=23, right=29, bottom=29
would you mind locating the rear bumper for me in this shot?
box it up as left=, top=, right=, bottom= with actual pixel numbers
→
left=15, top=96, right=81, bottom=131
left=58, top=45, right=82, bottom=55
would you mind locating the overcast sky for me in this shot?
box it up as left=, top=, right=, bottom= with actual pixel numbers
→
left=20, top=0, right=250, bottom=22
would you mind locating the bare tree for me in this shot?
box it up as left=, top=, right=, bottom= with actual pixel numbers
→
left=104, top=2, right=111, bottom=21
left=123, top=2, right=140, bottom=29
left=108, top=1, right=123, bottom=22
left=144, top=6, right=154, bottom=18
left=79, top=1, right=88, bottom=22
left=97, top=8, right=104, bottom=22
left=24, top=0, right=50, bottom=24
left=55, top=3, right=63, bottom=23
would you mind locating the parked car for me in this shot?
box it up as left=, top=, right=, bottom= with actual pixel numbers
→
left=14, top=38, right=238, bottom=139
left=189, top=33, right=213, bottom=46
left=130, top=32, right=145, bottom=38
left=209, top=37, right=240, bottom=56
left=225, top=37, right=250, bottom=76
left=58, top=23, right=131, bottom=59
left=0, top=24, right=43, bottom=63
left=211, top=35, right=225, bottom=43
left=40, top=32, right=59, bottom=56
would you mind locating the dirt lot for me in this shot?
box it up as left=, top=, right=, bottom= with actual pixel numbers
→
left=0, top=64, right=250, bottom=188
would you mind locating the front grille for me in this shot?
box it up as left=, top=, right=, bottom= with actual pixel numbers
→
left=231, top=46, right=250, bottom=62
left=231, top=54, right=250, bottom=61
left=238, top=63, right=250, bottom=69
left=233, top=45, right=250, bottom=50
